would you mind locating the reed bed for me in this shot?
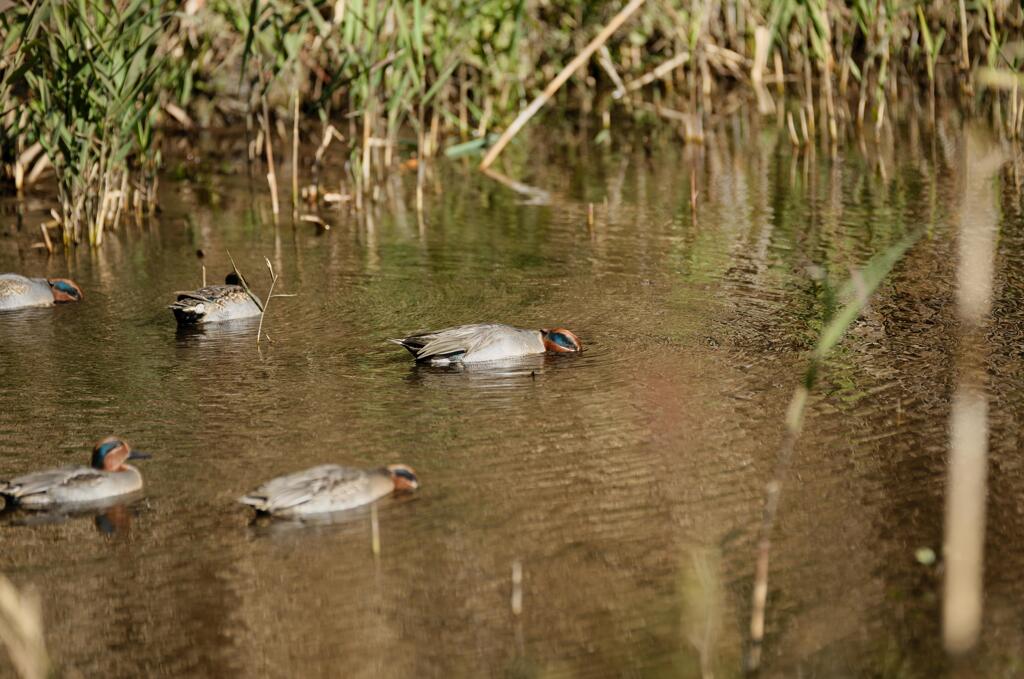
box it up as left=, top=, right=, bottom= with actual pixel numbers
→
left=1, top=0, right=1023, bottom=245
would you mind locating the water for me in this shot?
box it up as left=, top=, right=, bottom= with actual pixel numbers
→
left=1, top=115, right=1023, bottom=677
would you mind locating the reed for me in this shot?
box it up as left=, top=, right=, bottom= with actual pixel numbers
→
left=1, top=0, right=1022, bottom=246
left=745, top=234, right=919, bottom=672
left=1, top=0, right=176, bottom=245
left=0, top=575, right=50, bottom=679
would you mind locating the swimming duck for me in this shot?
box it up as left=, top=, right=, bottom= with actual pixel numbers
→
left=0, top=273, right=83, bottom=311
left=390, top=323, right=582, bottom=364
left=239, top=464, right=419, bottom=518
left=169, top=272, right=263, bottom=325
left=0, top=437, right=149, bottom=509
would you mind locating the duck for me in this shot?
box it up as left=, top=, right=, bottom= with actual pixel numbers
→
left=0, top=273, right=83, bottom=311
left=238, top=464, right=419, bottom=518
left=169, top=272, right=262, bottom=325
left=390, top=323, right=582, bottom=364
left=0, top=437, right=149, bottom=509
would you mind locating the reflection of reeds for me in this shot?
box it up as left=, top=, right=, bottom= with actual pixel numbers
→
left=746, top=235, right=918, bottom=672
left=0, top=575, right=50, bottom=679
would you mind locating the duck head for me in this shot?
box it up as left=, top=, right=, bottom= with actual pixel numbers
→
left=48, top=278, right=83, bottom=303
left=541, top=328, right=582, bottom=354
left=224, top=272, right=243, bottom=286
left=386, top=464, right=419, bottom=492
left=91, top=437, right=151, bottom=471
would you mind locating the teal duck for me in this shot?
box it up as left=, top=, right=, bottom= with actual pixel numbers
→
left=0, top=273, right=83, bottom=310
left=390, top=323, right=581, bottom=364
left=0, top=437, right=149, bottom=509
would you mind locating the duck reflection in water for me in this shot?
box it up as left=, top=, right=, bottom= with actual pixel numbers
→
left=0, top=437, right=150, bottom=535
left=174, top=315, right=261, bottom=345
left=1, top=492, right=145, bottom=535
left=404, top=352, right=549, bottom=387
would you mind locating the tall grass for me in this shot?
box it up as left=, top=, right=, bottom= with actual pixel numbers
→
left=1, top=0, right=1022, bottom=245
left=1, top=1, right=177, bottom=245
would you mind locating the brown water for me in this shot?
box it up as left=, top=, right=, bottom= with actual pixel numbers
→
left=1, top=115, right=1023, bottom=678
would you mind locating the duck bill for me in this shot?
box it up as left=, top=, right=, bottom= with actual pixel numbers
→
left=127, top=451, right=152, bottom=461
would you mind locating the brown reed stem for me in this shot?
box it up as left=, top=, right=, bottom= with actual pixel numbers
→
left=291, top=80, right=300, bottom=214
left=480, top=0, right=648, bottom=169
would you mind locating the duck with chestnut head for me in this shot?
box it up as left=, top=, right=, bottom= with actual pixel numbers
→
left=169, top=272, right=263, bottom=325
left=0, top=437, right=150, bottom=509
left=239, top=464, right=419, bottom=518
left=0, top=273, right=83, bottom=311
left=389, top=323, right=582, bottom=365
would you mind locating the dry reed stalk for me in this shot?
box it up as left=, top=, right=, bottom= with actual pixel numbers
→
left=362, top=97, right=373, bottom=191
left=958, top=0, right=970, bottom=71
left=476, top=96, right=493, bottom=137
left=415, top=155, right=424, bottom=217
left=260, top=111, right=280, bottom=218
left=597, top=45, right=627, bottom=99
left=291, top=82, right=300, bottom=214
left=690, top=169, right=697, bottom=212
left=0, top=575, right=50, bottom=679
left=511, top=561, right=523, bottom=616
left=480, top=0, right=648, bottom=169
left=786, top=111, right=800, bottom=146
left=257, top=68, right=280, bottom=219
left=14, top=142, right=43, bottom=193
left=428, top=109, right=440, bottom=159
left=370, top=503, right=381, bottom=557
left=751, top=26, right=773, bottom=114
left=745, top=235, right=916, bottom=672
left=618, top=51, right=690, bottom=98
left=255, top=258, right=278, bottom=347
left=38, top=223, right=52, bottom=254
left=943, top=130, right=1003, bottom=655
left=773, top=52, right=784, bottom=96
left=24, top=153, right=50, bottom=188
left=479, top=167, right=552, bottom=204
left=110, top=174, right=127, bottom=232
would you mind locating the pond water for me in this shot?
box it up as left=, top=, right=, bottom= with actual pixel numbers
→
left=1, top=113, right=1023, bottom=678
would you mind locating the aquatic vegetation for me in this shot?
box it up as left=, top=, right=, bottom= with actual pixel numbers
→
left=1, top=1, right=175, bottom=245
left=747, top=233, right=919, bottom=671
left=1, top=0, right=1022, bottom=246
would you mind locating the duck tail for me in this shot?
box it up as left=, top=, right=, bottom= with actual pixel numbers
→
left=0, top=480, right=15, bottom=510
left=387, top=337, right=424, bottom=357
left=168, top=297, right=206, bottom=325
left=237, top=493, right=270, bottom=512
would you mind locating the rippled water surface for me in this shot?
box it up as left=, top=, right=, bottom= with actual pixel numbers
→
left=2, top=117, right=1024, bottom=677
